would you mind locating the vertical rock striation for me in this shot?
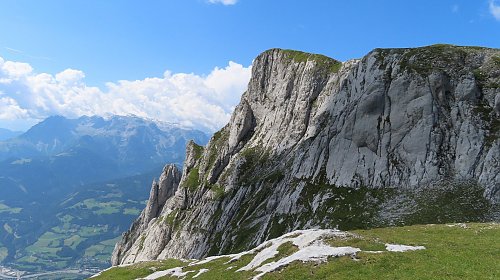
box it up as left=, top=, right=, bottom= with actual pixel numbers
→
left=111, top=164, right=181, bottom=265
left=113, top=45, right=500, bottom=265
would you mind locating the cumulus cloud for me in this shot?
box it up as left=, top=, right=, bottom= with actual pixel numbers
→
left=55, top=69, right=85, bottom=85
left=0, top=96, right=29, bottom=119
left=208, top=0, right=238, bottom=6
left=0, top=56, right=252, bottom=132
left=490, top=0, right=500, bottom=20
left=0, top=57, right=33, bottom=79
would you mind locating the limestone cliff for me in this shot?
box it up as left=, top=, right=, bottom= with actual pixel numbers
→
left=112, top=45, right=500, bottom=265
left=111, top=163, right=181, bottom=265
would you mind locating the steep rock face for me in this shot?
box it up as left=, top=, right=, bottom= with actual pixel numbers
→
left=112, top=45, right=500, bottom=265
left=111, top=164, right=181, bottom=265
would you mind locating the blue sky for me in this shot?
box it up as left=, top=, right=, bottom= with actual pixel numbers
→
left=0, top=0, right=499, bottom=131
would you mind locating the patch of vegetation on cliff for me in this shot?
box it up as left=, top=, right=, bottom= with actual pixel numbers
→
left=373, top=48, right=394, bottom=69
left=204, top=127, right=229, bottom=177
left=492, top=55, right=500, bottom=64
left=212, top=162, right=496, bottom=261
left=407, top=181, right=495, bottom=225
left=473, top=54, right=500, bottom=89
left=138, top=234, right=146, bottom=251
left=473, top=102, right=500, bottom=146
left=399, top=44, right=469, bottom=75
left=297, top=180, right=397, bottom=230
left=264, top=170, right=285, bottom=183
left=184, top=167, right=200, bottom=191
left=267, top=215, right=296, bottom=240
left=191, top=142, right=204, bottom=160
left=236, top=147, right=283, bottom=186
left=206, top=231, right=224, bottom=256
left=283, top=49, right=342, bottom=73
left=230, top=223, right=262, bottom=254
left=237, top=146, right=271, bottom=185
left=163, top=209, right=179, bottom=226
left=210, top=184, right=225, bottom=200
left=214, top=185, right=274, bottom=254
left=473, top=69, right=488, bottom=84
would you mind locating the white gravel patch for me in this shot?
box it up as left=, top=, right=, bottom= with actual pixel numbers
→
left=446, top=223, right=467, bottom=228
left=142, top=267, right=193, bottom=279
left=192, top=268, right=209, bottom=278
left=236, top=241, right=281, bottom=271
left=253, top=245, right=360, bottom=279
left=190, top=254, right=237, bottom=266
left=237, top=229, right=351, bottom=272
left=385, top=244, right=426, bottom=252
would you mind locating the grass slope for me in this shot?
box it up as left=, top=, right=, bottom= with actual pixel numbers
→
left=92, top=223, right=499, bottom=280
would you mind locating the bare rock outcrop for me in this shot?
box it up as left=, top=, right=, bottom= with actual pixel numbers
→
left=111, top=163, right=181, bottom=265
left=112, top=45, right=500, bottom=265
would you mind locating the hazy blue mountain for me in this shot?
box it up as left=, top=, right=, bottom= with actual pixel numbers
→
left=0, top=115, right=209, bottom=275
left=0, top=115, right=208, bottom=203
left=0, top=128, right=22, bottom=141
left=0, top=115, right=208, bottom=169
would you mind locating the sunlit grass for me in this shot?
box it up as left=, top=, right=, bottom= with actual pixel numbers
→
left=92, top=223, right=500, bottom=280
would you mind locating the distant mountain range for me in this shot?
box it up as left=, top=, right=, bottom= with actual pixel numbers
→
left=0, top=115, right=207, bottom=170
left=0, top=115, right=209, bottom=274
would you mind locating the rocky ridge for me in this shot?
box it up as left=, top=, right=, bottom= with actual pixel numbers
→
left=112, top=45, right=500, bottom=265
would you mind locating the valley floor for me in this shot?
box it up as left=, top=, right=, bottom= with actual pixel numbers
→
left=92, top=222, right=499, bottom=280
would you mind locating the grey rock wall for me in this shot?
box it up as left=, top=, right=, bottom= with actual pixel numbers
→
left=112, top=45, right=500, bottom=265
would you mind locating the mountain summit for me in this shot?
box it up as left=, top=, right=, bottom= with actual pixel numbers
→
left=112, top=45, right=500, bottom=265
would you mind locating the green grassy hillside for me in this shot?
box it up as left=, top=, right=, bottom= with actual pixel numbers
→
left=92, top=223, right=499, bottom=280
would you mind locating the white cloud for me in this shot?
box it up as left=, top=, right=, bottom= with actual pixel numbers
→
left=55, top=69, right=85, bottom=85
left=0, top=58, right=33, bottom=78
left=0, top=56, right=252, bottom=132
left=490, top=0, right=500, bottom=20
left=208, top=0, right=238, bottom=6
left=204, top=61, right=250, bottom=110
left=451, top=4, right=459, bottom=13
left=0, top=96, right=28, bottom=119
